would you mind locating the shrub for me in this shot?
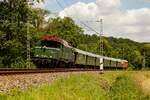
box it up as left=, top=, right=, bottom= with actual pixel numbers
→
left=11, top=58, right=36, bottom=68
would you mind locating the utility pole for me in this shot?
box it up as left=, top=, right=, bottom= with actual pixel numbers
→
left=96, top=19, right=104, bottom=73
left=96, top=19, right=104, bottom=56
left=122, top=47, right=124, bottom=59
left=26, top=0, right=34, bottom=68
left=27, top=18, right=30, bottom=68
left=143, top=51, right=146, bottom=70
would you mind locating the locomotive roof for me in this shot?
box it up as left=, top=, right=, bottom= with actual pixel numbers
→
left=74, top=48, right=127, bottom=63
left=42, top=35, right=71, bottom=48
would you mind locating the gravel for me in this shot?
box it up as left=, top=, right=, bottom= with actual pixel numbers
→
left=0, top=71, right=99, bottom=93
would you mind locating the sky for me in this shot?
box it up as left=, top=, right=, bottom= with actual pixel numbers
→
left=34, top=0, right=150, bottom=42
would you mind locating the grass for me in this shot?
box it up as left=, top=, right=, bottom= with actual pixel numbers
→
left=0, top=71, right=150, bottom=100
left=109, top=75, right=142, bottom=100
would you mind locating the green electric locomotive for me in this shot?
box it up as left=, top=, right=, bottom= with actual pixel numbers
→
left=32, top=35, right=74, bottom=67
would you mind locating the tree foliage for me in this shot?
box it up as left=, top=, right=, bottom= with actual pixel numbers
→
left=0, top=0, right=36, bottom=67
left=143, top=44, right=150, bottom=68
left=45, top=17, right=84, bottom=47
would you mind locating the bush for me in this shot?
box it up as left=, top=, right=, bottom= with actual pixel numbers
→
left=11, top=58, right=36, bottom=68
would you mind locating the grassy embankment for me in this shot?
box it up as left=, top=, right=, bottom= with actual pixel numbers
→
left=0, top=71, right=150, bottom=100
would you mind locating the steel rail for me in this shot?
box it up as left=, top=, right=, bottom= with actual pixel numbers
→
left=0, top=68, right=99, bottom=75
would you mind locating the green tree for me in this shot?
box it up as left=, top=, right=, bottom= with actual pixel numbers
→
left=143, top=44, right=150, bottom=69
left=45, top=17, right=84, bottom=47
left=0, top=0, right=41, bottom=67
left=31, top=8, right=50, bottom=31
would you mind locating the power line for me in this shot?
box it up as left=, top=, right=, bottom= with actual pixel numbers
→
left=54, top=0, right=97, bottom=34
left=55, top=0, right=64, bottom=10
left=53, top=0, right=103, bottom=36
left=54, top=0, right=103, bottom=47
left=80, top=21, right=99, bottom=34
left=61, top=0, right=70, bottom=7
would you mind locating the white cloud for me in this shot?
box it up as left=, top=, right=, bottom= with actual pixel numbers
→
left=59, top=2, right=99, bottom=19
left=59, top=0, right=150, bottom=42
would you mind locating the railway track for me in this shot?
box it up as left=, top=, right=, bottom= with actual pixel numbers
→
left=0, top=68, right=100, bottom=75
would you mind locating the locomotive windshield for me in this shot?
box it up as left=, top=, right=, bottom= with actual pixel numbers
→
left=41, top=40, right=63, bottom=48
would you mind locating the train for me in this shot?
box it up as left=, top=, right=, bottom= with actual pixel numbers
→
left=32, top=35, right=128, bottom=70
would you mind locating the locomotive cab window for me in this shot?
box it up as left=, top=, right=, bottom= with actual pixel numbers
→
left=41, top=40, right=63, bottom=48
